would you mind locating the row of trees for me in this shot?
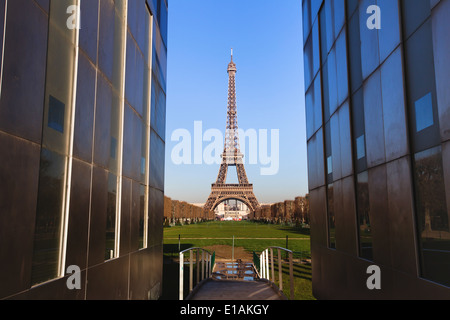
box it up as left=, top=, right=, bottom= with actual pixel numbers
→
left=163, top=195, right=310, bottom=226
left=164, top=196, right=215, bottom=225
left=248, top=195, right=310, bottom=225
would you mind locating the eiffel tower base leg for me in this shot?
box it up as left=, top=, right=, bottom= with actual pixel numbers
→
left=204, top=184, right=260, bottom=213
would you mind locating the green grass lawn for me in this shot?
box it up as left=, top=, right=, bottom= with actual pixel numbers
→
left=164, top=220, right=310, bottom=239
left=162, top=220, right=315, bottom=300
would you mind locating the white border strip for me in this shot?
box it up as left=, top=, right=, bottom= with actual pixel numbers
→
left=59, top=0, right=81, bottom=278
left=115, top=0, right=128, bottom=258
left=0, top=0, right=8, bottom=98
left=143, top=11, right=154, bottom=250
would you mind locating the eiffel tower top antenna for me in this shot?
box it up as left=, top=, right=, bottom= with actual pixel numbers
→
left=225, top=47, right=240, bottom=159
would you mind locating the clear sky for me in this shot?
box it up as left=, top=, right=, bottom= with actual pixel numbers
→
left=164, top=0, right=307, bottom=204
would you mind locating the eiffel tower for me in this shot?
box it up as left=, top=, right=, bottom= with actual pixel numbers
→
left=204, top=50, right=260, bottom=213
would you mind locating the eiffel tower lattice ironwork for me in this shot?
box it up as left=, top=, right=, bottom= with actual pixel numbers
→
left=204, top=50, right=260, bottom=213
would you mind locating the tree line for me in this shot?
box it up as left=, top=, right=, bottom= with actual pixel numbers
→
left=163, top=195, right=310, bottom=226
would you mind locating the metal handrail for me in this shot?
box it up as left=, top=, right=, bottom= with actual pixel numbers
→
left=179, top=247, right=213, bottom=255
left=179, top=247, right=215, bottom=300
left=255, top=246, right=295, bottom=300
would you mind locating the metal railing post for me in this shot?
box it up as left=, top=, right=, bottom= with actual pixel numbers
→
left=232, top=236, right=234, bottom=261
left=262, top=250, right=266, bottom=279
left=278, top=248, right=283, bottom=291
left=196, top=249, right=199, bottom=285
left=179, top=252, right=184, bottom=300
left=201, top=250, right=205, bottom=281
left=289, top=251, right=294, bottom=299
left=189, top=250, right=193, bottom=293
left=270, top=248, right=275, bottom=283
left=179, top=247, right=215, bottom=300
left=206, top=253, right=210, bottom=278
left=208, top=253, right=211, bottom=277
left=257, top=246, right=295, bottom=299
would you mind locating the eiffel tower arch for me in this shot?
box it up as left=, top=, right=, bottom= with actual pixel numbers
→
left=204, top=50, right=260, bottom=213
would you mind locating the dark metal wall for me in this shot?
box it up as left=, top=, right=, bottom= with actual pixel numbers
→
left=303, top=0, right=450, bottom=299
left=0, top=0, right=167, bottom=300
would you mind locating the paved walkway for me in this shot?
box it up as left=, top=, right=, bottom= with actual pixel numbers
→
left=189, top=279, right=282, bottom=300
left=187, top=260, right=284, bottom=300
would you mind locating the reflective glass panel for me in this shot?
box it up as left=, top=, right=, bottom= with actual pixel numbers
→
left=415, top=92, right=434, bottom=132
left=139, top=184, right=147, bottom=249
left=413, top=146, right=450, bottom=286
left=356, top=135, right=366, bottom=160
left=31, top=149, right=66, bottom=285
left=105, top=173, right=117, bottom=260
left=31, top=0, right=78, bottom=286
left=357, top=171, right=372, bottom=260
left=108, top=93, right=121, bottom=174
left=327, top=156, right=333, bottom=175
left=327, top=183, right=336, bottom=249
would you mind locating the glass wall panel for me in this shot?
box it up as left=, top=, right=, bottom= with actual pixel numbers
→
left=312, top=20, right=321, bottom=79
left=356, top=171, right=372, bottom=260
left=356, top=135, right=366, bottom=160
left=346, top=0, right=358, bottom=20
left=363, top=70, right=385, bottom=168
left=403, top=19, right=440, bottom=153
left=139, top=184, right=146, bottom=249
left=327, top=183, right=336, bottom=249
left=359, top=0, right=380, bottom=80
left=327, top=47, right=338, bottom=116
left=105, top=173, right=117, bottom=260
left=98, top=0, right=127, bottom=260
left=336, top=31, right=348, bottom=106
left=305, top=72, right=322, bottom=140
left=31, top=149, right=66, bottom=285
left=141, top=118, right=149, bottom=185
left=109, top=93, right=121, bottom=175
left=319, top=7, right=328, bottom=65
left=303, top=0, right=311, bottom=45
left=321, top=59, right=330, bottom=123
left=324, top=0, right=335, bottom=54
left=141, top=5, right=152, bottom=249
left=311, top=0, right=323, bottom=22
left=402, top=1, right=450, bottom=287
left=305, top=82, right=315, bottom=139
left=124, top=1, right=152, bottom=251
left=415, top=93, right=434, bottom=132
left=351, top=89, right=367, bottom=173
left=334, top=0, right=345, bottom=35
left=304, top=34, right=313, bottom=90
left=325, top=119, right=335, bottom=249
left=378, top=0, right=401, bottom=62
left=31, top=0, right=78, bottom=286
left=380, top=47, right=408, bottom=162
left=152, top=20, right=167, bottom=94
left=325, top=121, right=333, bottom=182
left=413, top=146, right=450, bottom=286
left=101, top=5, right=123, bottom=87
left=159, top=0, right=168, bottom=48
left=347, top=8, right=363, bottom=94
left=401, top=0, right=431, bottom=39
left=339, top=102, right=353, bottom=178
left=331, top=113, right=341, bottom=181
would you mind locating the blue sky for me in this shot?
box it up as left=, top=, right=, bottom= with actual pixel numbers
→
left=164, top=0, right=307, bottom=204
